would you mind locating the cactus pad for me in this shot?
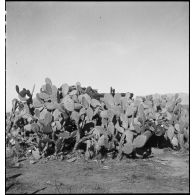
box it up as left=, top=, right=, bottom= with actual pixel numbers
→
left=107, top=122, right=115, bottom=135
left=53, top=109, right=62, bottom=121
left=62, top=95, right=74, bottom=111
left=124, top=130, right=134, bottom=143
left=61, top=83, right=69, bottom=97
left=45, top=77, right=52, bottom=86
left=114, top=93, right=121, bottom=106
left=33, top=98, right=43, bottom=108
left=86, top=107, right=93, bottom=121
left=44, top=102, right=56, bottom=110
left=122, top=142, right=134, bottom=155
left=71, top=111, right=80, bottom=123
left=69, top=90, right=77, bottom=96
left=167, top=125, right=175, bottom=141
left=44, top=112, right=53, bottom=126
left=115, top=122, right=124, bottom=134
left=171, top=136, right=179, bottom=147
left=91, top=99, right=101, bottom=108
left=79, top=107, right=86, bottom=116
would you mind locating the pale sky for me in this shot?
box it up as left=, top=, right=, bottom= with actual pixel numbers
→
left=6, top=2, right=189, bottom=111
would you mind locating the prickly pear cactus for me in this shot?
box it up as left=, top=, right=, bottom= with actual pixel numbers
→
left=69, top=90, right=77, bottom=96
left=31, top=123, right=40, bottom=133
left=138, top=103, right=146, bottom=123
left=61, top=83, right=69, bottom=97
left=104, top=93, right=114, bottom=108
left=124, top=129, right=134, bottom=143
left=114, top=93, right=121, bottom=106
left=120, top=113, right=128, bottom=129
left=76, top=81, right=81, bottom=87
left=44, top=111, right=53, bottom=126
left=55, top=121, right=61, bottom=130
left=101, top=117, right=108, bottom=127
left=91, top=99, right=101, bottom=108
left=107, top=109, right=115, bottom=122
left=121, top=97, right=128, bottom=112
left=171, top=136, right=179, bottom=148
left=45, top=83, right=53, bottom=95
left=134, top=98, right=142, bottom=107
left=178, top=133, right=184, bottom=149
left=15, top=85, right=20, bottom=94
left=71, top=111, right=80, bottom=124
left=83, top=93, right=91, bottom=105
left=133, top=117, right=142, bottom=134
left=174, top=123, right=180, bottom=133
left=72, top=94, right=79, bottom=103
left=33, top=98, right=43, bottom=108
left=24, top=124, right=32, bottom=132
left=129, top=121, right=135, bottom=131
left=76, top=82, right=83, bottom=94
left=7, top=78, right=189, bottom=163
left=100, top=110, right=108, bottom=119
left=176, top=98, right=182, bottom=104
left=174, top=93, right=179, bottom=100
left=115, top=121, right=124, bottom=134
left=133, top=130, right=152, bottom=148
left=81, top=96, right=89, bottom=109
left=166, top=111, right=173, bottom=121
left=125, top=104, right=135, bottom=117
left=122, top=142, right=134, bottom=155
left=53, top=109, right=62, bottom=121
left=42, top=124, right=53, bottom=134
left=51, top=85, right=58, bottom=96
left=62, top=95, right=74, bottom=111
left=96, top=134, right=108, bottom=151
left=79, top=107, right=86, bottom=116
left=107, top=122, right=115, bottom=135
left=44, top=102, right=56, bottom=110
left=34, top=109, right=40, bottom=118
left=18, top=94, right=28, bottom=102
left=112, top=105, right=123, bottom=117
left=167, top=125, right=175, bottom=141
left=86, top=107, right=93, bottom=121
left=74, top=103, right=82, bottom=110
left=38, top=92, right=50, bottom=101
left=45, top=77, right=52, bottom=86
left=166, top=100, right=176, bottom=113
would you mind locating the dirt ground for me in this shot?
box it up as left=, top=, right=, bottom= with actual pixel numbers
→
left=6, top=148, right=189, bottom=194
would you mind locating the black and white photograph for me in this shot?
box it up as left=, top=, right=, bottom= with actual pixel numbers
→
left=5, top=1, right=189, bottom=194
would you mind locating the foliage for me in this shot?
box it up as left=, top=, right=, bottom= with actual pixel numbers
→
left=6, top=78, right=189, bottom=162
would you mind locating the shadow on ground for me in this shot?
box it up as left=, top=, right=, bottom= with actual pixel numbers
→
left=6, top=148, right=189, bottom=194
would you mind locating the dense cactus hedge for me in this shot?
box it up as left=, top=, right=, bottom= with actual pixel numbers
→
left=6, top=78, right=189, bottom=161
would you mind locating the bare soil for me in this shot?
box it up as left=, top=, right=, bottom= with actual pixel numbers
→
left=6, top=148, right=189, bottom=194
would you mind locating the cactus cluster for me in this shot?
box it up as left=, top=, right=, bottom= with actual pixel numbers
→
left=6, top=78, right=189, bottom=162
